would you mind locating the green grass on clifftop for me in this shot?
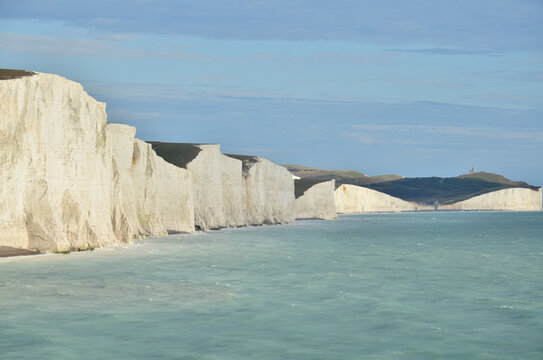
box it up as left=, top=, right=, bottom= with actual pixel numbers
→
left=284, top=164, right=402, bottom=186
left=225, top=154, right=260, bottom=174
left=456, top=171, right=534, bottom=187
left=149, top=142, right=203, bottom=169
left=294, top=178, right=333, bottom=199
left=0, top=69, right=35, bottom=80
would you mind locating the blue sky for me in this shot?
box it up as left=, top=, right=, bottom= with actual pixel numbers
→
left=1, top=0, right=542, bottom=184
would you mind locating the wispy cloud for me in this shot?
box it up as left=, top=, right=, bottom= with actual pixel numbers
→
left=348, top=124, right=543, bottom=142
left=341, top=131, right=468, bottom=147
left=0, top=32, right=208, bottom=61
left=85, top=81, right=297, bottom=103
left=404, top=79, right=472, bottom=89
left=107, top=109, right=162, bottom=122
left=226, top=147, right=283, bottom=154
left=1, top=0, right=542, bottom=51
left=386, top=48, right=503, bottom=57
left=314, top=51, right=404, bottom=66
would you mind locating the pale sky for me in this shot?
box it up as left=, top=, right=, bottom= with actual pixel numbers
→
left=1, top=0, right=542, bottom=184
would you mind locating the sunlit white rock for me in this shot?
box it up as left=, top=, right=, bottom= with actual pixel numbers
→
left=295, top=180, right=337, bottom=220
left=335, top=184, right=433, bottom=213
left=438, top=188, right=542, bottom=211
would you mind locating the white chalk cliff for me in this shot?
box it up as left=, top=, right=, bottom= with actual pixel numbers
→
left=233, top=156, right=296, bottom=225
left=182, top=144, right=247, bottom=230
left=1, top=73, right=120, bottom=252
left=295, top=180, right=337, bottom=220
left=438, top=188, right=542, bottom=211
left=148, top=146, right=297, bottom=230
left=2, top=71, right=541, bottom=254
left=335, top=184, right=433, bottom=213
left=0, top=73, right=197, bottom=252
left=0, top=71, right=301, bottom=252
left=107, top=124, right=194, bottom=238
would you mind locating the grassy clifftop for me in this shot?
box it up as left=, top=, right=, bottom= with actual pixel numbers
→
left=0, top=69, right=35, bottom=80
left=149, top=142, right=203, bottom=169
left=225, top=154, right=259, bottom=174
left=294, top=178, right=332, bottom=199
left=284, top=164, right=402, bottom=186
left=456, top=171, right=534, bottom=188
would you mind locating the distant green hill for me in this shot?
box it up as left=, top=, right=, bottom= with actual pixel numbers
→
left=456, top=171, right=534, bottom=188
left=284, top=165, right=540, bottom=205
left=364, top=176, right=538, bottom=205
left=284, top=164, right=403, bottom=186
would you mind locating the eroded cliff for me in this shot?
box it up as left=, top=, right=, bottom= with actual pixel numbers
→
left=1, top=73, right=117, bottom=252
left=0, top=73, right=195, bottom=253
left=438, top=188, right=542, bottom=211
left=151, top=143, right=247, bottom=230
left=335, top=184, right=433, bottom=213
left=4, top=70, right=539, bottom=255
left=295, top=179, right=337, bottom=220
left=228, top=155, right=296, bottom=225
left=108, top=124, right=194, bottom=238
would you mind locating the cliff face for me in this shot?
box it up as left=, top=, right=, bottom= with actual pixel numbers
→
left=108, top=124, right=194, bottom=239
left=5, top=71, right=538, bottom=254
left=295, top=180, right=337, bottom=220
left=335, top=184, right=433, bottom=213
left=0, top=73, right=116, bottom=252
left=438, top=188, right=542, bottom=211
left=184, top=145, right=247, bottom=230
left=149, top=146, right=297, bottom=229
left=133, top=139, right=195, bottom=234
left=0, top=73, right=195, bottom=253
left=238, top=157, right=296, bottom=225
left=334, top=184, right=542, bottom=213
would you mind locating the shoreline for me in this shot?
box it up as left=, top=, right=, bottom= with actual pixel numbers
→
left=0, top=246, right=41, bottom=258
left=2, top=210, right=541, bottom=260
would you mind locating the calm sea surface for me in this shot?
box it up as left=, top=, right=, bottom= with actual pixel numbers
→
left=1, top=212, right=542, bottom=360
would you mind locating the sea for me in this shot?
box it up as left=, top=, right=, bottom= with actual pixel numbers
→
left=1, top=212, right=542, bottom=360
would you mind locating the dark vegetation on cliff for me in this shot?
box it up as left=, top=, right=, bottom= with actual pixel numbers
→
left=149, top=142, right=203, bottom=169
left=0, top=69, right=35, bottom=80
left=226, top=154, right=259, bottom=174
left=287, top=165, right=539, bottom=205
left=294, top=178, right=332, bottom=199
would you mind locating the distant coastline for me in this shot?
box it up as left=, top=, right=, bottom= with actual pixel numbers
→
left=0, top=70, right=541, bottom=257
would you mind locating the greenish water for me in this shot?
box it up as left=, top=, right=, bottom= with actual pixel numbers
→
left=1, top=212, right=542, bottom=359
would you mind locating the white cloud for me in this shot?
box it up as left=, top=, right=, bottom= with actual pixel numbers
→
left=0, top=32, right=207, bottom=60
left=107, top=109, right=161, bottom=122
left=348, top=124, right=543, bottom=142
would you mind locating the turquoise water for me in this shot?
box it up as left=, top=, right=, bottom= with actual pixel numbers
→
left=1, top=212, right=542, bottom=359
